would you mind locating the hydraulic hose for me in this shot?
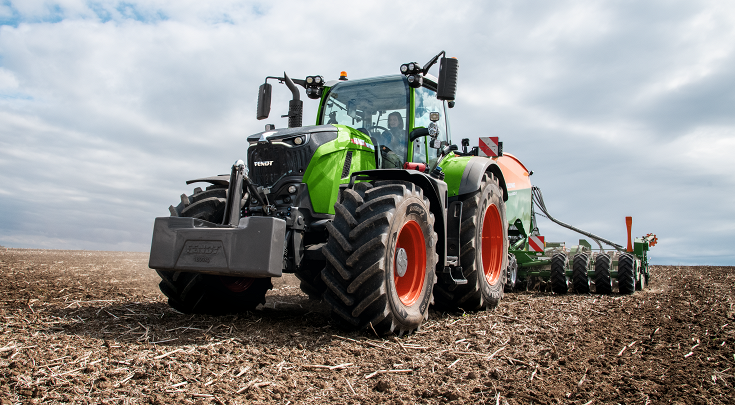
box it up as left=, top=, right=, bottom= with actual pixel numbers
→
left=531, top=186, right=624, bottom=252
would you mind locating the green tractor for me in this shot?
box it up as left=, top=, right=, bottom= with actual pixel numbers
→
left=148, top=51, right=512, bottom=335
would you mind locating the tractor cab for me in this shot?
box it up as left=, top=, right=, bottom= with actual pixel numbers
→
left=256, top=52, right=458, bottom=171
left=318, top=74, right=452, bottom=170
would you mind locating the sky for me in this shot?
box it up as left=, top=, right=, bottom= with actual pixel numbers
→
left=0, top=0, right=733, bottom=265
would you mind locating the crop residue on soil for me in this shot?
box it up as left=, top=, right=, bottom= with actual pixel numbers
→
left=1, top=248, right=733, bottom=404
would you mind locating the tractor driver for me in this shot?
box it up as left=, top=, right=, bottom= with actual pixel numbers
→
left=378, top=111, right=405, bottom=169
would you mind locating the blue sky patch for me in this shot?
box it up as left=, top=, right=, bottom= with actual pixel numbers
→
left=115, top=2, right=168, bottom=23
left=0, top=1, right=169, bottom=27
left=0, top=0, right=21, bottom=27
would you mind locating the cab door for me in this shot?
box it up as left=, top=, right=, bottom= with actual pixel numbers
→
left=410, top=86, right=450, bottom=167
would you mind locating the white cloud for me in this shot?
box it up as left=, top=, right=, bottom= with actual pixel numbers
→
left=0, top=68, right=19, bottom=90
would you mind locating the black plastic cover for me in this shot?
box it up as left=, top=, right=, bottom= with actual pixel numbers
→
left=257, top=83, right=272, bottom=120
left=437, top=57, right=459, bottom=101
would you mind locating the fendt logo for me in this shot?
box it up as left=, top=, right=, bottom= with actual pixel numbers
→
left=185, top=244, right=221, bottom=255
left=254, top=161, right=274, bottom=167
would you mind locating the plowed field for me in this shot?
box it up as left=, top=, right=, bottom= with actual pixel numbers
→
left=1, top=248, right=733, bottom=404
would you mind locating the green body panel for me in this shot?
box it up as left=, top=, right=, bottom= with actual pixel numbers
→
left=438, top=153, right=471, bottom=198
left=505, top=187, right=532, bottom=236
left=634, top=238, right=649, bottom=258
left=302, top=125, right=376, bottom=215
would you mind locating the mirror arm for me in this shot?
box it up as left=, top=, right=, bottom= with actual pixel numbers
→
left=422, top=50, right=446, bottom=74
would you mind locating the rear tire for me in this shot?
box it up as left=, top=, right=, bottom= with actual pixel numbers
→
left=433, top=173, right=508, bottom=311
left=617, top=253, right=636, bottom=294
left=550, top=252, right=569, bottom=294
left=594, top=253, right=613, bottom=294
left=572, top=252, right=591, bottom=294
left=321, top=181, right=438, bottom=335
left=156, top=186, right=272, bottom=314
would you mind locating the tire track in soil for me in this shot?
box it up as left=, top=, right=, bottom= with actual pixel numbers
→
left=1, top=248, right=733, bottom=404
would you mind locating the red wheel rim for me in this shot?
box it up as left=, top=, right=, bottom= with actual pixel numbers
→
left=481, top=204, right=503, bottom=285
left=219, top=276, right=255, bottom=293
left=394, top=220, right=426, bottom=306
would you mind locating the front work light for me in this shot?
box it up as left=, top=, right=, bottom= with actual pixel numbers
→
left=401, top=62, right=422, bottom=87
left=399, top=62, right=420, bottom=75
left=304, top=75, right=325, bottom=99
left=407, top=74, right=423, bottom=88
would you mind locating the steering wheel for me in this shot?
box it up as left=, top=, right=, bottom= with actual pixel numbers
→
left=369, top=125, right=391, bottom=135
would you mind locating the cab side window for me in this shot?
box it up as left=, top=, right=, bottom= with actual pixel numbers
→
left=412, top=87, right=448, bottom=167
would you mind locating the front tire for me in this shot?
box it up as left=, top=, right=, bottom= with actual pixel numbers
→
left=157, top=271, right=272, bottom=314
left=156, top=186, right=272, bottom=314
left=434, top=173, right=508, bottom=311
left=295, top=256, right=327, bottom=300
left=321, top=181, right=438, bottom=335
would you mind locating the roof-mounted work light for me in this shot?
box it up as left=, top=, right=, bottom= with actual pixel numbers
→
left=304, top=75, right=325, bottom=99
left=400, top=62, right=423, bottom=88
left=400, top=62, right=420, bottom=74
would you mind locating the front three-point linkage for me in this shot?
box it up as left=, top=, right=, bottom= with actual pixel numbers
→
left=222, top=160, right=276, bottom=226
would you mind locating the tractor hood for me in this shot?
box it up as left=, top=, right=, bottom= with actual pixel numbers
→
left=246, top=125, right=339, bottom=188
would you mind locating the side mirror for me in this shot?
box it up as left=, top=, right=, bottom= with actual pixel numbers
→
left=437, top=57, right=458, bottom=101
left=257, top=83, right=272, bottom=120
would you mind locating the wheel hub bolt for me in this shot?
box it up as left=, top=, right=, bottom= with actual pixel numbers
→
left=395, top=248, right=408, bottom=277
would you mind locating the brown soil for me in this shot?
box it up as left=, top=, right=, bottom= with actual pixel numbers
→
left=1, top=248, right=733, bottom=404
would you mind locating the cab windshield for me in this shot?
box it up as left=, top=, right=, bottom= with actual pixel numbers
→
left=321, top=76, right=409, bottom=165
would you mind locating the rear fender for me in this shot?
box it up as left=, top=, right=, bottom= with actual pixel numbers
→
left=443, top=155, right=508, bottom=201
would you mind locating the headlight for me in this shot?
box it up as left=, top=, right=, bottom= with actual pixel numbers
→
left=428, top=122, right=439, bottom=136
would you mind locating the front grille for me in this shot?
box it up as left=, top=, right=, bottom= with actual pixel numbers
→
left=248, top=144, right=310, bottom=187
